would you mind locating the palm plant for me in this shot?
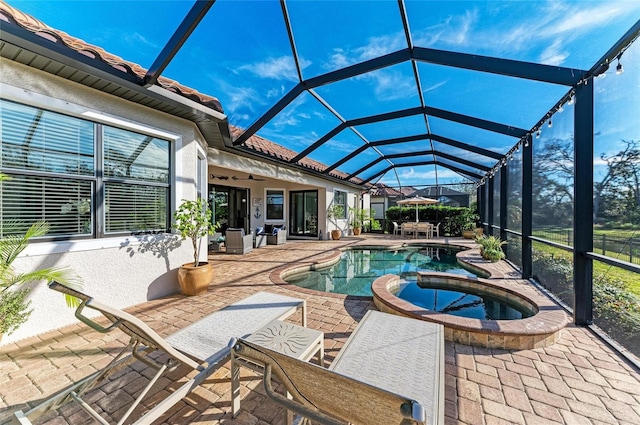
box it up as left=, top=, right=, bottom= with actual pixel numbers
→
left=1, top=211, right=82, bottom=336
left=475, top=234, right=507, bottom=262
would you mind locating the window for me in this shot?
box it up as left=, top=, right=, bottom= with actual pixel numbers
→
left=334, top=190, right=347, bottom=219
left=266, top=189, right=284, bottom=220
left=0, top=99, right=170, bottom=239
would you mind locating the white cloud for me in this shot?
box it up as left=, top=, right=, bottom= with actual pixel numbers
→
left=354, top=33, right=407, bottom=61
left=423, top=80, right=448, bottom=93
left=266, top=86, right=285, bottom=99
left=237, top=56, right=310, bottom=82
left=539, top=39, right=569, bottom=65
left=324, top=139, right=358, bottom=154
left=325, top=32, right=406, bottom=70
left=409, top=0, right=639, bottom=65
left=327, top=49, right=351, bottom=69
left=366, top=69, right=417, bottom=101
left=413, top=9, right=478, bottom=48
left=123, top=32, right=159, bottom=50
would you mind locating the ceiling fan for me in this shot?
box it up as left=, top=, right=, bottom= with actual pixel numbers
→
left=231, top=174, right=266, bottom=181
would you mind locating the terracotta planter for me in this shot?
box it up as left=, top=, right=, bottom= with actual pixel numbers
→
left=353, top=227, right=362, bottom=236
left=330, top=230, right=342, bottom=240
left=462, top=230, right=475, bottom=239
left=177, top=262, right=213, bottom=296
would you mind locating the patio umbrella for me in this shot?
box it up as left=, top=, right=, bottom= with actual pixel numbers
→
left=397, top=196, right=439, bottom=222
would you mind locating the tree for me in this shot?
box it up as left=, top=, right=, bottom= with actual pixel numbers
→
left=533, top=137, right=640, bottom=227
left=594, top=140, right=639, bottom=224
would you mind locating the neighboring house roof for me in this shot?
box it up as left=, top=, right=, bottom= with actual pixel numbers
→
left=413, top=186, right=470, bottom=197
left=372, top=183, right=416, bottom=197
left=0, top=1, right=223, bottom=113
left=0, top=1, right=365, bottom=188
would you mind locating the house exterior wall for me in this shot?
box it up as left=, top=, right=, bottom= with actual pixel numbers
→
left=207, top=149, right=361, bottom=239
left=0, top=59, right=204, bottom=345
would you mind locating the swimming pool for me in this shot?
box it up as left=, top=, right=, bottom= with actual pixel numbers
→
left=284, top=246, right=477, bottom=296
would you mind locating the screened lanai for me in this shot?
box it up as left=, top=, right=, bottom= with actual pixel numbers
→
left=2, top=0, right=640, bottom=361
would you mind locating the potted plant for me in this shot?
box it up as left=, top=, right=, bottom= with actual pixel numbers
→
left=327, top=204, right=344, bottom=240
left=462, top=222, right=476, bottom=239
left=459, top=210, right=480, bottom=239
left=475, top=235, right=507, bottom=262
left=348, top=207, right=373, bottom=236
left=173, top=198, right=219, bottom=296
left=0, top=221, right=82, bottom=341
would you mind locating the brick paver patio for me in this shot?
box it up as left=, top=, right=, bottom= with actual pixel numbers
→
left=1, top=235, right=639, bottom=425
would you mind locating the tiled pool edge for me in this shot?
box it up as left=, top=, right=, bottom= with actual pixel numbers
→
left=372, top=271, right=571, bottom=350
left=270, top=243, right=571, bottom=350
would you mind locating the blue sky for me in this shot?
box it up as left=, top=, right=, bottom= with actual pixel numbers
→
left=8, top=0, right=640, bottom=187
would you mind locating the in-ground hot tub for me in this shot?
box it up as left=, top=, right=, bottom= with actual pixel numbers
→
left=372, top=272, right=570, bottom=350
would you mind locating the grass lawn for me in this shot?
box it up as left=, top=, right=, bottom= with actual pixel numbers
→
left=531, top=242, right=640, bottom=297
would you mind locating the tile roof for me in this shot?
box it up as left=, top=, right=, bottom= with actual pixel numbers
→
left=0, top=1, right=223, bottom=114
left=371, top=182, right=416, bottom=197
left=230, top=126, right=365, bottom=185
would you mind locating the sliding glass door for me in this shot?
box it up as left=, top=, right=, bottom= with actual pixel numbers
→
left=209, top=185, right=249, bottom=234
left=289, top=190, right=318, bottom=238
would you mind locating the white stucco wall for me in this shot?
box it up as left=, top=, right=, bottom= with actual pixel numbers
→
left=0, top=60, right=208, bottom=345
left=207, top=148, right=363, bottom=239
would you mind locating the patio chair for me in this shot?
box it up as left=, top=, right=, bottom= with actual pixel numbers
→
left=416, top=222, right=432, bottom=239
left=225, top=228, right=253, bottom=254
left=432, top=222, right=441, bottom=238
left=267, top=228, right=287, bottom=245
left=13, top=282, right=306, bottom=425
left=392, top=221, right=401, bottom=236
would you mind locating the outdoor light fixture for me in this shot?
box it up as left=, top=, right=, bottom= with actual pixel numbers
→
left=616, top=59, right=624, bottom=75
left=567, top=94, right=575, bottom=105
left=536, top=129, right=541, bottom=139
left=524, top=138, right=530, bottom=148
left=548, top=119, right=553, bottom=128
left=558, top=104, right=564, bottom=113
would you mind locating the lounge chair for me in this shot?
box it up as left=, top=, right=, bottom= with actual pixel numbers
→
left=13, top=282, right=306, bottom=425
left=231, top=310, right=444, bottom=425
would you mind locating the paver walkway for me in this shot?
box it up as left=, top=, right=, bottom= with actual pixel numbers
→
left=1, top=235, right=639, bottom=425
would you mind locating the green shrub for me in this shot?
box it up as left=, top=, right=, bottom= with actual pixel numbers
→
left=0, top=288, right=32, bottom=336
left=476, top=235, right=507, bottom=260
left=592, top=274, right=640, bottom=348
left=483, top=248, right=504, bottom=262
left=531, top=249, right=640, bottom=354
left=385, top=205, right=474, bottom=236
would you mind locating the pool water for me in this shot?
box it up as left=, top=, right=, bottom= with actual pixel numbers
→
left=285, top=246, right=476, bottom=296
left=397, top=282, right=534, bottom=320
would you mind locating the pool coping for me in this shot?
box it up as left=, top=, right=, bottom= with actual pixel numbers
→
left=269, top=241, right=571, bottom=349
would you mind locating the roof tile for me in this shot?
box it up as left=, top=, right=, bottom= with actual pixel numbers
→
left=0, top=1, right=223, bottom=114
